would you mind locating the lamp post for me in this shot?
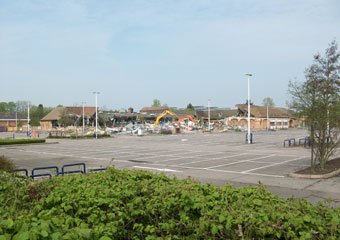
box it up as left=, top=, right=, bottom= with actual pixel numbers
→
left=81, top=101, right=87, bottom=136
left=245, top=73, right=253, bottom=144
left=208, top=99, right=211, bottom=132
left=27, top=102, right=30, bottom=137
left=93, top=92, right=100, bottom=139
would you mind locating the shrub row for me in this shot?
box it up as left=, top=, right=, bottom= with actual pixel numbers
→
left=0, top=139, right=45, bottom=145
left=0, top=168, right=340, bottom=239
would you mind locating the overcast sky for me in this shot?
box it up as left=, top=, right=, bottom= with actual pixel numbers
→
left=1, top=0, right=340, bottom=110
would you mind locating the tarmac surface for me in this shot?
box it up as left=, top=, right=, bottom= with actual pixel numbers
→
left=1, top=129, right=340, bottom=206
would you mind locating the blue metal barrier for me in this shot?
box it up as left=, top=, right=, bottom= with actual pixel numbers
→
left=89, top=168, right=107, bottom=172
left=283, top=139, right=291, bottom=147
left=61, top=163, right=86, bottom=176
left=15, top=168, right=28, bottom=177
left=290, top=138, right=296, bottom=145
left=31, top=166, right=59, bottom=179
left=298, top=138, right=305, bottom=145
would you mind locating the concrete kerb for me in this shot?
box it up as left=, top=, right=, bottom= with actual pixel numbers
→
left=289, top=168, right=340, bottom=179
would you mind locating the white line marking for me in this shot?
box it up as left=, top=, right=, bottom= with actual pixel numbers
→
left=132, top=166, right=182, bottom=172
left=242, top=157, right=304, bottom=173
left=176, top=153, right=249, bottom=166
left=206, top=154, right=276, bottom=169
left=138, top=163, right=284, bottom=178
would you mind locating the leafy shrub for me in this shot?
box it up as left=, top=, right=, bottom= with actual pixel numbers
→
left=0, top=156, right=16, bottom=172
left=0, top=168, right=340, bottom=239
left=0, top=139, right=45, bottom=145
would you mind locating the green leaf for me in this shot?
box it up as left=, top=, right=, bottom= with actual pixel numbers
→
left=40, top=230, right=49, bottom=237
left=99, top=237, right=112, bottom=240
left=303, top=215, right=311, bottom=223
left=1, top=220, right=14, bottom=229
left=211, top=224, right=218, bottom=235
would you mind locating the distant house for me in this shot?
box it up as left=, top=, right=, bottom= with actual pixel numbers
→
left=40, top=106, right=96, bottom=131
left=139, top=106, right=169, bottom=115
left=0, top=112, right=28, bottom=132
left=196, top=109, right=238, bottom=121
left=227, top=104, right=298, bottom=129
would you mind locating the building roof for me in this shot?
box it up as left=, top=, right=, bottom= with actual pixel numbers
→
left=0, top=112, right=27, bottom=120
left=236, top=104, right=294, bottom=118
left=196, top=109, right=238, bottom=119
left=41, top=106, right=96, bottom=121
left=139, top=106, right=169, bottom=113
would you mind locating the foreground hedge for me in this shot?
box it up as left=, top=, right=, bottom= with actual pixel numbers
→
left=0, top=139, right=45, bottom=145
left=0, top=168, right=340, bottom=239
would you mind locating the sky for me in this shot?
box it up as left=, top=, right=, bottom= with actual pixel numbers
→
left=1, top=0, right=340, bottom=111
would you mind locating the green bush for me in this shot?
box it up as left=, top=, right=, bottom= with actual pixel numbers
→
left=0, top=139, right=45, bottom=145
left=0, top=156, right=16, bottom=172
left=0, top=168, right=340, bottom=239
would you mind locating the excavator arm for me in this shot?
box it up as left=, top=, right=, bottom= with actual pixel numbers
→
left=154, top=110, right=176, bottom=125
left=176, top=115, right=195, bottom=125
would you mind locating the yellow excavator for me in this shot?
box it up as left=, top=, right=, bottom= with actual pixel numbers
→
left=154, top=110, right=176, bottom=125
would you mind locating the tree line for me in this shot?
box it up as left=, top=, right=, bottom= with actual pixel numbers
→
left=0, top=101, right=53, bottom=126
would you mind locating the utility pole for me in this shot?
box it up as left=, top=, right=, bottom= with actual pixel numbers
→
left=81, top=101, right=87, bottom=136
left=208, top=99, right=211, bottom=132
left=93, top=92, right=100, bottom=139
left=27, top=102, right=30, bottom=137
left=245, top=73, right=253, bottom=144
left=267, top=105, right=269, bottom=130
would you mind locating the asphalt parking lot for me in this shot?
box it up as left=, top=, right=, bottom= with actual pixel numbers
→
left=1, top=129, right=340, bottom=206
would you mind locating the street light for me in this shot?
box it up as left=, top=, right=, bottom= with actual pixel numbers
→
left=27, top=102, right=30, bottom=137
left=208, top=99, right=211, bottom=132
left=81, top=101, right=87, bottom=136
left=245, top=73, right=253, bottom=144
left=93, top=92, right=100, bottom=139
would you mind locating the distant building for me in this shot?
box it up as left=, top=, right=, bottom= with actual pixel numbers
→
left=0, top=112, right=28, bottom=132
left=227, top=104, right=299, bottom=129
left=139, top=106, right=169, bottom=114
left=40, top=106, right=96, bottom=131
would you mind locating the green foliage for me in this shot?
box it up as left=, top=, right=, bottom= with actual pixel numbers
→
left=0, top=102, right=16, bottom=112
left=0, top=156, right=16, bottom=172
left=186, top=103, right=193, bottom=110
left=0, top=139, right=45, bottom=145
left=1, top=168, right=340, bottom=239
left=152, top=99, right=161, bottom=107
left=30, top=104, right=53, bottom=126
left=262, top=97, right=275, bottom=107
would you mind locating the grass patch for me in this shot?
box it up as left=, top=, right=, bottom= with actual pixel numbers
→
left=47, top=133, right=110, bottom=139
left=0, top=139, right=45, bottom=145
left=1, top=167, right=340, bottom=239
left=0, top=156, right=16, bottom=172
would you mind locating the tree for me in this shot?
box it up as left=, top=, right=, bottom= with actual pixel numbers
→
left=262, top=98, right=275, bottom=107
left=288, top=40, right=340, bottom=169
left=244, top=99, right=254, bottom=105
left=152, top=99, right=161, bottom=107
left=15, top=100, right=30, bottom=113
left=187, top=103, right=193, bottom=110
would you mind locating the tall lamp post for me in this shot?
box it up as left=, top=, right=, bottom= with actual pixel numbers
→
left=245, top=73, right=253, bottom=144
left=81, top=101, right=87, bottom=136
left=208, top=99, right=211, bottom=132
left=93, top=92, right=100, bottom=139
left=27, top=102, right=30, bottom=137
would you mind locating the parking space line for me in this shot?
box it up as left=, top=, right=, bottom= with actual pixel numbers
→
left=139, top=162, right=285, bottom=178
left=206, top=154, right=276, bottom=169
left=176, top=153, right=249, bottom=166
left=242, top=157, right=304, bottom=173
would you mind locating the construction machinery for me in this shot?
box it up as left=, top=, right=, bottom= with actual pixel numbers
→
left=154, top=110, right=176, bottom=126
left=175, top=115, right=195, bottom=125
